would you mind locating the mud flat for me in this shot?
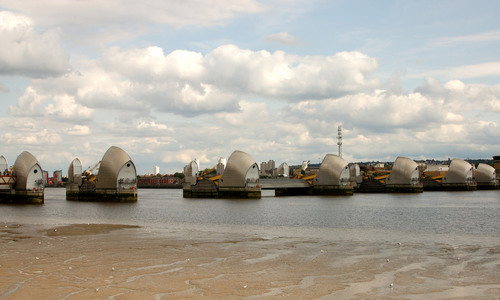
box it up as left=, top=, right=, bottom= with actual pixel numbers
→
left=1, top=222, right=500, bottom=299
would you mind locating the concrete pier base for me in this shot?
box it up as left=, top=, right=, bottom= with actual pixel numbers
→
left=312, top=185, right=354, bottom=196
left=183, top=183, right=193, bottom=198
left=66, top=190, right=137, bottom=202
left=274, top=187, right=312, bottom=197
left=190, top=179, right=218, bottom=198
left=0, top=190, right=44, bottom=204
left=217, top=187, right=261, bottom=199
left=273, top=185, right=354, bottom=196
left=356, top=178, right=386, bottom=193
left=441, top=183, right=477, bottom=191
left=422, top=178, right=443, bottom=191
left=183, top=182, right=261, bottom=199
left=476, top=183, right=499, bottom=190
left=385, top=184, right=424, bottom=193
left=66, top=181, right=137, bottom=202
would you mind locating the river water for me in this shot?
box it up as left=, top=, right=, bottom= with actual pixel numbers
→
left=2, top=188, right=500, bottom=238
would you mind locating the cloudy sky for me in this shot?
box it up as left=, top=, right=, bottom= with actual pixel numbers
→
left=1, top=0, right=500, bottom=175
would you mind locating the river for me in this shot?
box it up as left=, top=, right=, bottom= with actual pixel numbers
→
left=2, top=188, right=499, bottom=238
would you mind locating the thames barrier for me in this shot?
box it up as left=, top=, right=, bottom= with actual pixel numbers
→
left=66, top=146, right=138, bottom=202
left=182, top=151, right=499, bottom=199
left=0, top=152, right=44, bottom=204
left=1, top=148, right=499, bottom=202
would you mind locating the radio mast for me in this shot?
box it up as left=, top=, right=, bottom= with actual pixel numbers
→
left=337, top=125, right=342, bottom=157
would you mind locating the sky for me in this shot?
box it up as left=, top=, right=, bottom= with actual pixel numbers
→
left=1, top=0, right=500, bottom=175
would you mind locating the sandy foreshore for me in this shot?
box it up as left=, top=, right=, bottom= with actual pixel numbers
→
left=1, top=222, right=500, bottom=299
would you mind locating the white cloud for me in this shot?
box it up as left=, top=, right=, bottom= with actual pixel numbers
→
left=215, top=100, right=269, bottom=126
left=3, top=39, right=500, bottom=172
left=1, top=1, right=500, bottom=177
left=101, top=47, right=204, bottom=82
left=476, top=121, right=500, bottom=138
left=415, top=124, right=467, bottom=144
left=272, top=77, right=500, bottom=161
left=289, top=91, right=448, bottom=133
left=1, top=127, right=62, bottom=146
left=65, top=125, right=91, bottom=136
left=0, top=0, right=268, bottom=45
left=12, top=44, right=379, bottom=119
left=411, top=61, right=500, bottom=80
left=432, top=30, right=500, bottom=47
left=484, top=96, right=500, bottom=112
left=416, top=78, right=500, bottom=112
left=45, top=94, right=93, bottom=121
left=0, top=81, right=9, bottom=92
left=8, top=86, right=48, bottom=116
left=137, top=121, right=168, bottom=130
left=443, top=79, right=465, bottom=92
left=9, top=86, right=94, bottom=122
left=0, top=11, right=69, bottom=78
left=204, top=45, right=380, bottom=100
left=265, top=32, right=300, bottom=45
left=163, top=150, right=211, bottom=166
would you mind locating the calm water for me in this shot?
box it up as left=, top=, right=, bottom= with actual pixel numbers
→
left=1, top=188, right=500, bottom=236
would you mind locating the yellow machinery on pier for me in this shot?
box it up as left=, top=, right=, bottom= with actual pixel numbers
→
left=82, top=161, right=101, bottom=183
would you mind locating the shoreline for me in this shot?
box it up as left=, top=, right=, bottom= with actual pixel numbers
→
left=2, top=222, right=500, bottom=299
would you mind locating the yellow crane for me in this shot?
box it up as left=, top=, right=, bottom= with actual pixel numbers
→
left=301, top=173, right=317, bottom=185
left=197, top=167, right=216, bottom=180
left=82, top=161, right=101, bottom=183
left=293, top=160, right=310, bottom=179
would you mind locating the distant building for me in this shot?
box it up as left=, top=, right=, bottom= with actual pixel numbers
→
left=53, top=170, right=63, bottom=183
left=260, top=160, right=276, bottom=176
left=494, top=153, right=500, bottom=181
left=154, top=166, right=160, bottom=175
left=217, top=157, right=226, bottom=175
left=277, top=162, right=289, bottom=177
left=137, top=176, right=183, bottom=188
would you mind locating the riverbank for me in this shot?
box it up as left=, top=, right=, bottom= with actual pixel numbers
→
left=1, top=222, right=500, bottom=299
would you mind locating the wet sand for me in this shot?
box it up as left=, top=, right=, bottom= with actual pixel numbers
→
left=1, top=222, right=500, bottom=299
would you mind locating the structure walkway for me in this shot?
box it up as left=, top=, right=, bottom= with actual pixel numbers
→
left=259, top=178, right=310, bottom=189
